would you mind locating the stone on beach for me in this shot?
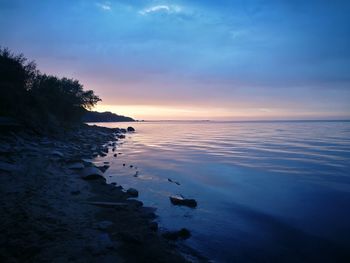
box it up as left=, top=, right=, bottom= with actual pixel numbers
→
left=81, top=167, right=105, bottom=180
left=169, top=196, right=197, bottom=208
left=168, top=178, right=180, bottom=185
left=97, top=164, right=110, bottom=173
left=127, top=127, right=135, bottom=132
left=126, top=188, right=139, bottom=197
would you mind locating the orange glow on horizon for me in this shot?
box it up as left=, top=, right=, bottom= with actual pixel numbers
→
left=94, top=104, right=338, bottom=121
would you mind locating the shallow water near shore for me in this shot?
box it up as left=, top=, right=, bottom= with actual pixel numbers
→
left=92, top=121, right=350, bottom=262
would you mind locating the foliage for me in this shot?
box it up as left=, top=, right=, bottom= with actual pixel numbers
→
left=0, top=47, right=101, bottom=132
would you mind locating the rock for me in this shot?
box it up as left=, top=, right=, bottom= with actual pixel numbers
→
left=71, top=190, right=81, bottom=195
left=81, top=167, right=104, bottom=180
left=111, top=182, right=117, bottom=186
left=118, top=134, right=125, bottom=139
left=127, top=127, right=135, bottom=132
left=122, top=163, right=126, bottom=166
left=67, top=162, right=84, bottom=170
left=169, top=196, right=197, bottom=208
left=96, top=221, right=113, bottom=231
left=113, top=154, right=117, bottom=157
left=51, top=150, right=64, bottom=158
left=126, top=188, right=138, bottom=197
left=101, top=147, right=108, bottom=153
left=162, top=228, right=191, bottom=240
left=120, top=128, right=127, bottom=133
left=133, top=171, right=139, bottom=177
left=168, top=178, right=180, bottom=185
left=97, top=164, right=110, bottom=173
left=129, top=165, right=133, bottom=168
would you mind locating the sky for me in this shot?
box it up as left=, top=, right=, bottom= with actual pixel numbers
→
left=1, top=0, right=350, bottom=120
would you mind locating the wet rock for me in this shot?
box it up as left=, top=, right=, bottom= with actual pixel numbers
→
left=126, top=188, right=138, bottom=197
left=169, top=196, right=197, bottom=208
left=113, top=154, right=117, bottom=157
left=97, top=164, right=110, bottom=173
left=118, top=134, right=125, bottom=139
left=111, top=182, right=117, bottom=186
left=162, top=228, right=191, bottom=240
left=120, top=128, right=127, bottom=133
left=134, top=171, right=139, bottom=177
left=101, top=147, right=108, bottom=153
left=127, top=126, right=135, bottom=132
left=71, top=190, right=81, bottom=195
left=81, top=167, right=105, bottom=180
left=122, top=163, right=126, bottom=166
left=129, top=165, right=133, bottom=168
left=168, top=178, right=180, bottom=185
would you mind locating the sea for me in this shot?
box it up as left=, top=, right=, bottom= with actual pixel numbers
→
left=91, top=120, right=350, bottom=263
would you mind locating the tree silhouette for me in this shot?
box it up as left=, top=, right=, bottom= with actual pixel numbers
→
left=0, top=47, right=101, bottom=132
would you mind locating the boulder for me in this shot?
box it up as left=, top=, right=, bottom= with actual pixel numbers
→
left=127, top=126, right=135, bottom=132
left=81, top=167, right=104, bottom=180
left=169, top=196, right=197, bottom=208
left=126, top=188, right=139, bottom=197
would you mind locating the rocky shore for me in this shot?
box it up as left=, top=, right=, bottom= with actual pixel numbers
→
left=0, top=124, right=205, bottom=263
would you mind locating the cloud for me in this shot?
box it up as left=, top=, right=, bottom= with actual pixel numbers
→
left=97, top=2, right=111, bottom=11
left=139, top=5, right=182, bottom=15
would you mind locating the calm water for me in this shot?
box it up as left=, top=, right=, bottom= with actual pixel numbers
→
left=93, top=121, right=350, bottom=262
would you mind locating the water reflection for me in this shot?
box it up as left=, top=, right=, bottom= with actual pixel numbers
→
left=93, top=121, right=350, bottom=262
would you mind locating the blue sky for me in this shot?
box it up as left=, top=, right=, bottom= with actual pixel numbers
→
left=1, top=0, right=349, bottom=119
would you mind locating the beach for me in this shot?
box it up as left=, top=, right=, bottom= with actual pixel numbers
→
left=0, top=124, right=204, bottom=263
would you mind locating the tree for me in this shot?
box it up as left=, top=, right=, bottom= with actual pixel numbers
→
left=0, top=47, right=101, bottom=132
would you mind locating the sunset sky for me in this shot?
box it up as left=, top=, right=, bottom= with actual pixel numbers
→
left=1, top=0, right=349, bottom=120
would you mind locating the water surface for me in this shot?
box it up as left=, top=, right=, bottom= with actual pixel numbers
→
left=94, top=121, right=350, bottom=262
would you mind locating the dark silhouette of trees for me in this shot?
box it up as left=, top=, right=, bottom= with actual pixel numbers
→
left=0, top=47, right=101, bottom=132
